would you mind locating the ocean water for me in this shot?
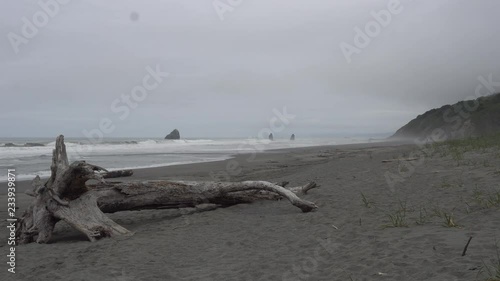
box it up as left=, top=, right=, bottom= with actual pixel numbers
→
left=0, top=136, right=376, bottom=182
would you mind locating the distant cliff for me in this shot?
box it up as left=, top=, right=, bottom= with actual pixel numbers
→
left=392, top=93, right=500, bottom=139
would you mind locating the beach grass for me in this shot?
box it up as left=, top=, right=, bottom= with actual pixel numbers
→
left=480, top=242, right=500, bottom=281
left=427, top=132, right=500, bottom=156
left=386, top=200, right=409, bottom=228
left=443, top=213, right=458, bottom=228
left=360, top=192, right=373, bottom=208
left=387, top=211, right=408, bottom=227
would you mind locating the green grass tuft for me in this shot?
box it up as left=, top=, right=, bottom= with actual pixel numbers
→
left=443, top=213, right=458, bottom=228
left=360, top=192, right=373, bottom=208
left=479, top=241, right=500, bottom=281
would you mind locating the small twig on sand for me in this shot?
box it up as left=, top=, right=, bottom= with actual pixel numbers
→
left=462, top=236, right=473, bottom=256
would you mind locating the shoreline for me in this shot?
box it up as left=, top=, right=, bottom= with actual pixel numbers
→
left=6, top=139, right=410, bottom=194
left=0, top=136, right=397, bottom=183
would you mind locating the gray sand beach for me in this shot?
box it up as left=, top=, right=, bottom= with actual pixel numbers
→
left=2, top=141, right=499, bottom=280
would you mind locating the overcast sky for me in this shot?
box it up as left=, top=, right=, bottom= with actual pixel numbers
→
left=1, top=0, right=499, bottom=138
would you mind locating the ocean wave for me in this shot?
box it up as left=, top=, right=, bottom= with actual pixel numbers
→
left=0, top=156, right=230, bottom=182
left=162, top=139, right=215, bottom=144
left=98, top=140, right=139, bottom=145
left=137, top=139, right=158, bottom=145
left=0, top=139, right=219, bottom=148
left=46, top=141, right=82, bottom=147
left=0, top=137, right=369, bottom=161
left=185, top=139, right=213, bottom=142
left=2, top=142, right=46, bottom=147
left=0, top=170, right=52, bottom=182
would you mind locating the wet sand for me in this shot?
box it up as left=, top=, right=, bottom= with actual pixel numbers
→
left=2, top=141, right=499, bottom=280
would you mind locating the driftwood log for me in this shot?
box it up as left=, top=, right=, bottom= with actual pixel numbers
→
left=16, top=135, right=318, bottom=244
left=102, top=169, right=134, bottom=179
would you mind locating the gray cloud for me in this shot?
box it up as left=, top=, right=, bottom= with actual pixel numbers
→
left=1, top=0, right=499, bottom=138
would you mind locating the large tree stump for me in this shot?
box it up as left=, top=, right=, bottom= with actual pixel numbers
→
left=15, top=135, right=318, bottom=244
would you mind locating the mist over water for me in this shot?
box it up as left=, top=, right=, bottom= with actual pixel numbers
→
left=0, top=136, right=382, bottom=182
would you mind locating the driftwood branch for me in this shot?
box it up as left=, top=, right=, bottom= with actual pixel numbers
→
left=16, top=135, right=318, bottom=244
left=103, top=169, right=134, bottom=179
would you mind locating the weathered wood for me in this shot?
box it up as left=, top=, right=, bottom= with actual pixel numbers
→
left=103, top=169, right=134, bottom=179
left=92, top=180, right=318, bottom=213
left=50, top=192, right=132, bottom=242
left=16, top=135, right=319, bottom=244
left=25, top=175, right=43, bottom=197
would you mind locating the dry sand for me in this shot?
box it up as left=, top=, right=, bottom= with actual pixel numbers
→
left=1, top=141, right=500, bottom=280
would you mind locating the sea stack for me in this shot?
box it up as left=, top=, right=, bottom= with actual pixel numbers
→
left=268, top=133, right=274, bottom=141
left=290, top=134, right=295, bottom=141
left=165, top=129, right=180, bottom=140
